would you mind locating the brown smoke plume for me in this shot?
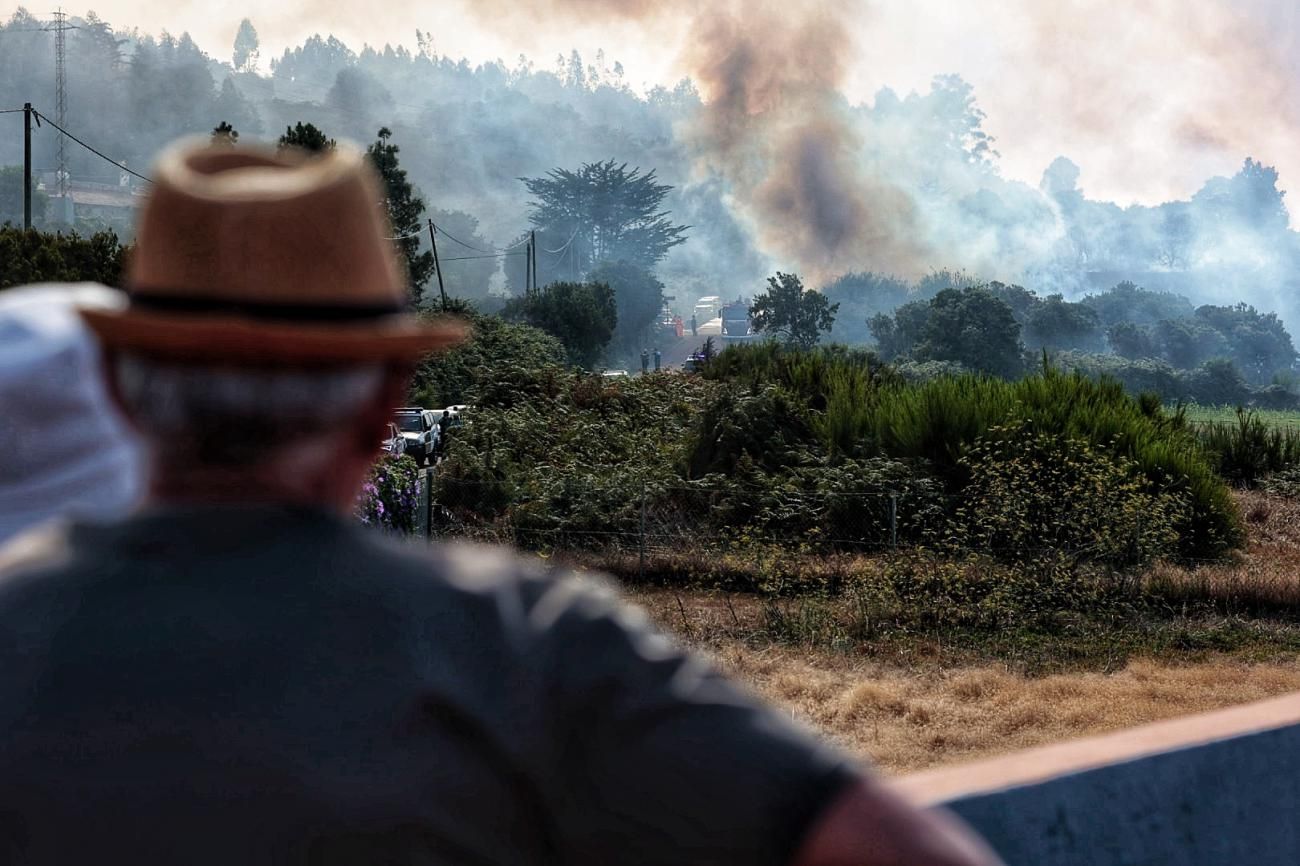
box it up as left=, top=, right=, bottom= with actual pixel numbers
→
left=468, top=0, right=928, bottom=282
left=681, top=2, right=926, bottom=281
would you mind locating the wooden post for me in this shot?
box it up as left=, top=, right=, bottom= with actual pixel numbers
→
left=530, top=229, right=538, bottom=293
left=639, top=481, right=647, bottom=580
left=23, top=103, right=33, bottom=230
left=889, top=492, right=898, bottom=549
left=428, top=219, right=447, bottom=311
left=418, top=467, right=432, bottom=539
left=525, top=239, right=533, bottom=296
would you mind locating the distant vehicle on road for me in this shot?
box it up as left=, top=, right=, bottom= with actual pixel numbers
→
left=693, top=295, right=721, bottom=321
left=720, top=297, right=757, bottom=345
left=392, top=407, right=439, bottom=466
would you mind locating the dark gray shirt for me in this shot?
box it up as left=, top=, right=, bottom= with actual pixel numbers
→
left=0, top=505, right=853, bottom=865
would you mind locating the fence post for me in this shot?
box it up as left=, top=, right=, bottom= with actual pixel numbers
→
left=418, top=467, right=432, bottom=540
left=639, top=481, right=647, bottom=581
left=889, top=492, right=898, bottom=549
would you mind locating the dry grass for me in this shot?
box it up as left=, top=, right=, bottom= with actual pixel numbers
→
left=612, top=490, right=1300, bottom=774
left=627, top=585, right=1300, bottom=773
left=1147, top=491, right=1300, bottom=611
left=715, top=647, right=1300, bottom=774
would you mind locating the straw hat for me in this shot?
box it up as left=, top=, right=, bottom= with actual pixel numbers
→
left=80, top=138, right=466, bottom=365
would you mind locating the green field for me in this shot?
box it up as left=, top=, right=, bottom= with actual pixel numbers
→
left=1178, top=404, right=1300, bottom=430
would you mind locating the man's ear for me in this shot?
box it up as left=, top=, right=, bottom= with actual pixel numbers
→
left=98, top=348, right=142, bottom=434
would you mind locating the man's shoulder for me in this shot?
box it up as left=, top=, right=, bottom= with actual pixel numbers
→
left=353, top=532, right=632, bottom=642
left=358, top=531, right=607, bottom=607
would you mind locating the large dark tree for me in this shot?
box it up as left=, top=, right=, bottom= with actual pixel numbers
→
left=1081, top=281, right=1194, bottom=329
left=871, top=286, right=1022, bottom=378
left=1107, top=322, right=1159, bottom=360
left=917, top=287, right=1023, bottom=377
left=587, top=260, right=665, bottom=361
left=750, top=272, right=839, bottom=350
left=1152, top=318, right=1230, bottom=371
left=1193, top=302, right=1297, bottom=383
left=367, top=127, right=435, bottom=305
left=520, top=160, right=688, bottom=279
left=1023, top=294, right=1103, bottom=352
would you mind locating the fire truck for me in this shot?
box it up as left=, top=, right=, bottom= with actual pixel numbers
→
left=719, top=297, right=757, bottom=345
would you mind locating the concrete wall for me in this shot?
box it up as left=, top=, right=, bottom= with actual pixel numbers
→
left=896, top=693, right=1300, bottom=865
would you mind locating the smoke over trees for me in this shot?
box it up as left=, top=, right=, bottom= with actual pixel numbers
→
left=5, top=6, right=1300, bottom=368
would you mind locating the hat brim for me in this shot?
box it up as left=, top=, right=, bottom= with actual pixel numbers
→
left=79, top=306, right=468, bottom=365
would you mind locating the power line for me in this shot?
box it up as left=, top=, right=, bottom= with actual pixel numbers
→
left=385, top=229, right=424, bottom=241
left=439, top=252, right=527, bottom=263
left=0, top=108, right=27, bottom=114
left=544, top=226, right=579, bottom=255
left=433, top=223, right=507, bottom=254
left=31, top=109, right=152, bottom=183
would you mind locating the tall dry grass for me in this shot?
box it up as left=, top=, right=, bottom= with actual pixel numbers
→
left=1145, top=491, right=1300, bottom=611
left=617, top=489, right=1300, bottom=774
left=715, top=648, right=1300, bottom=774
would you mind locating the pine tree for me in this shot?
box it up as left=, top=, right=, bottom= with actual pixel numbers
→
left=232, top=19, right=260, bottom=73
left=210, top=121, right=239, bottom=147
left=277, top=122, right=336, bottom=154
left=367, top=127, right=435, bottom=305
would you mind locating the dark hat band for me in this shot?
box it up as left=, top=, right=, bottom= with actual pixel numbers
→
left=128, top=291, right=409, bottom=323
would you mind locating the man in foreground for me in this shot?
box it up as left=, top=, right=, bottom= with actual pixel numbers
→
left=0, top=140, right=999, bottom=865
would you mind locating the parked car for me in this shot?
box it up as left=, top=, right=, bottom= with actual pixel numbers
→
left=380, top=422, right=407, bottom=456
left=392, top=407, right=439, bottom=466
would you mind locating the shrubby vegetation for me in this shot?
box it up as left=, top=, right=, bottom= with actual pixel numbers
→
left=428, top=340, right=1242, bottom=564
left=356, top=454, right=421, bottom=533
left=501, top=280, right=617, bottom=368
left=408, top=303, right=566, bottom=408
left=0, top=226, right=127, bottom=289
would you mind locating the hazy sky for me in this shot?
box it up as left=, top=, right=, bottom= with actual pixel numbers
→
left=8, top=0, right=1300, bottom=208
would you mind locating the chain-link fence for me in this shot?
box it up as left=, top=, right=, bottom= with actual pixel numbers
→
left=403, top=469, right=1186, bottom=570
left=415, top=473, right=935, bottom=550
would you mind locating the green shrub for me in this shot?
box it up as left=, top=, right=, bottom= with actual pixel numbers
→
left=1262, top=466, right=1300, bottom=498
left=860, top=370, right=1241, bottom=560
left=1197, top=408, right=1300, bottom=486
left=409, top=309, right=566, bottom=408
left=878, top=552, right=1126, bottom=629
left=687, top=385, right=821, bottom=478
left=786, top=458, right=947, bottom=549
left=954, top=420, right=1184, bottom=567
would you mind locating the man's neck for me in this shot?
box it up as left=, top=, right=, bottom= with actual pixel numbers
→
left=147, top=465, right=355, bottom=514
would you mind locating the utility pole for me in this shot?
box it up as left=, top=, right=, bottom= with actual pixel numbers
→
left=51, top=9, right=73, bottom=200
left=22, top=103, right=34, bottom=230
left=524, top=237, right=533, bottom=297
left=428, top=219, right=448, bottom=311
left=530, top=229, right=538, bottom=294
